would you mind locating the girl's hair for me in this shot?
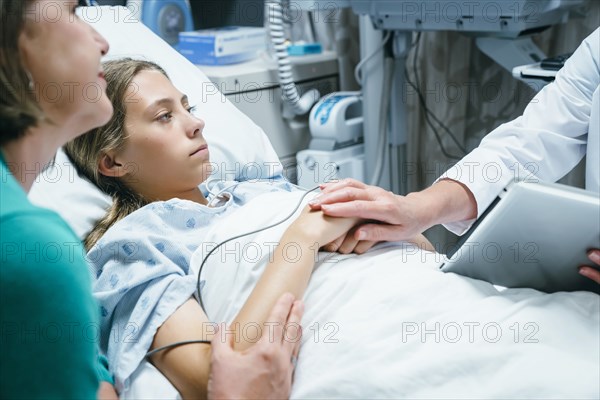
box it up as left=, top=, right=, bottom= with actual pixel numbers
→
left=65, top=58, right=169, bottom=250
left=0, top=0, right=44, bottom=146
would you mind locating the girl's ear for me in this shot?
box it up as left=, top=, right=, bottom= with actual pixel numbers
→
left=98, top=152, right=127, bottom=178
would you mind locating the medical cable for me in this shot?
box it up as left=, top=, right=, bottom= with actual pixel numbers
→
left=266, top=0, right=320, bottom=116
left=354, top=31, right=393, bottom=86
left=196, top=185, right=321, bottom=315
left=145, top=184, right=320, bottom=359
left=406, top=33, right=467, bottom=159
left=205, top=178, right=241, bottom=208
left=411, top=33, right=467, bottom=156
left=369, top=57, right=395, bottom=186
left=145, top=339, right=211, bottom=359
left=307, top=10, right=318, bottom=44
left=144, top=177, right=238, bottom=359
left=205, top=177, right=231, bottom=198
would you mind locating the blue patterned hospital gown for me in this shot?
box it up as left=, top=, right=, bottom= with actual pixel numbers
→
left=86, top=179, right=301, bottom=389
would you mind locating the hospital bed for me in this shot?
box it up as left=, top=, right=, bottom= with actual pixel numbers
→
left=28, top=6, right=599, bottom=399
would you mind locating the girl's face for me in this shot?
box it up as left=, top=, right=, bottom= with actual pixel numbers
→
left=112, top=69, right=210, bottom=201
left=18, top=0, right=113, bottom=140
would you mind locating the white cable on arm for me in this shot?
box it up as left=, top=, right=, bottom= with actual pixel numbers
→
left=266, top=0, right=320, bottom=116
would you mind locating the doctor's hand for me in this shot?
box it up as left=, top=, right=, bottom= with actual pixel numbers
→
left=579, top=249, right=600, bottom=284
left=308, top=179, right=430, bottom=243
left=207, top=293, right=303, bottom=400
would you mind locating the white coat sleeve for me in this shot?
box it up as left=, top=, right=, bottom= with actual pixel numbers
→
left=438, top=28, right=600, bottom=236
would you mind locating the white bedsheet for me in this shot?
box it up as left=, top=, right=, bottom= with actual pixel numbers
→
left=123, top=190, right=600, bottom=399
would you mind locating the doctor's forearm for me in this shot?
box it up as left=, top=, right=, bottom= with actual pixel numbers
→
left=407, top=179, right=478, bottom=229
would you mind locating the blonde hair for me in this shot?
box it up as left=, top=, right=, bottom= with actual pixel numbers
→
left=65, top=58, right=169, bottom=250
left=0, top=0, right=44, bottom=145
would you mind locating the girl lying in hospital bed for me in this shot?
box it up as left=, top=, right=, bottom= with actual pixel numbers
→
left=66, top=58, right=599, bottom=399
left=65, top=57, right=430, bottom=397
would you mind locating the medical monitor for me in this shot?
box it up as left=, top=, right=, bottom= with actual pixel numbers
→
left=349, top=0, right=586, bottom=38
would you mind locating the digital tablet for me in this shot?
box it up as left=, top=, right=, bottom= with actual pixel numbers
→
left=440, top=181, right=600, bottom=294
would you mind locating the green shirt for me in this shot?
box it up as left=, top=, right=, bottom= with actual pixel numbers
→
left=1, top=153, right=112, bottom=398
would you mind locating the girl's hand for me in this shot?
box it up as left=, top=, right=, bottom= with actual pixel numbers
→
left=290, top=206, right=362, bottom=248
left=324, top=228, right=378, bottom=255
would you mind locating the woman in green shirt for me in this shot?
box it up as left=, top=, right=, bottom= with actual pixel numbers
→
left=0, top=0, right=117, bottom=398
left=1, top=1, right=303, bottom=398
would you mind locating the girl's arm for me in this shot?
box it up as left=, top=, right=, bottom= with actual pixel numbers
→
left=149, top=299, right=213, bottom=399
left=148, top=207, right=359, bottom=398
left=150, top=295, right=304, bottom=400
left=230, top=206, right=360, bottom=351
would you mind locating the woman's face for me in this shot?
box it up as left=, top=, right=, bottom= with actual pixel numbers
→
left=114, top=69, right=210, bottom=201
left=18, top=0, right=112, bottom=139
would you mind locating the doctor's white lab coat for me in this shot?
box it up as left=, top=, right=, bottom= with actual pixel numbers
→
left=441, top=28, right=600, bottom=236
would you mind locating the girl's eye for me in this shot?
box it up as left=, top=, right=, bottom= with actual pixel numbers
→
left=157, top=112, right=173, bottom=122
left=187, top=105, right=197, bottom=114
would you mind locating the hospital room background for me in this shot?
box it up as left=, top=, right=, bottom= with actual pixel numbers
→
left=11, top=1, right=598, bottom=398
left=90, top=0, right=599, bottom=253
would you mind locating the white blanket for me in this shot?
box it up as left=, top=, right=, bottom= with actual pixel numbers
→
left=124, top=190, right=600, bottom=399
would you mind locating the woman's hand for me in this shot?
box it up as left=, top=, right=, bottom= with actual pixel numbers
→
left=208, top=293, right=303, bottom=400
left=97, top=382, right=119, bottom=400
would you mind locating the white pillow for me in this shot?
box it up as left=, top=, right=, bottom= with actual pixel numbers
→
left=29, top=6, right=283, bottom=239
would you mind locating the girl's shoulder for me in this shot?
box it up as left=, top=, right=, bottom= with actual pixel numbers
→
left=97, top=199, right=199, bottom=237
left=89, top=198, right=222, bottom=257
